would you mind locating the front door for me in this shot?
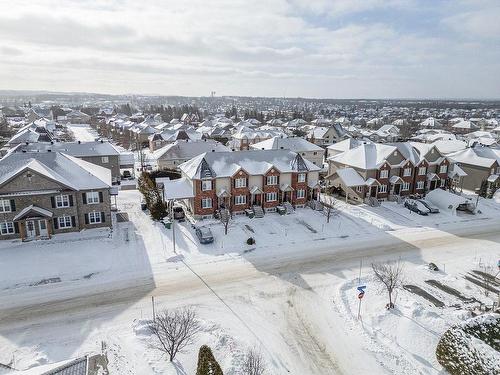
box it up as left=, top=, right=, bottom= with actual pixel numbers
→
left=25, top=220, right=36, bottom=239
left=394, top=184, right=401, bottom=195
left=38, top=219, right=48, bottom=237
left=370, top=187, right=377, bottom=197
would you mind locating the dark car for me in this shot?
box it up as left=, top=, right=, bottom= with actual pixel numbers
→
left=404, top=200, right=429, bottom=216
left=173, top=206, right=185, bottom=222
left=195, top=226, right=214, bottom=244
left=140, top=198, right=147, bottom=210
left=417, top=199, right=440, bottom=213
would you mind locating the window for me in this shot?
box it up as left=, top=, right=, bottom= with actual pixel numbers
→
left=235, top=195, right=246, bottom=205
left=55, top=195, right=69, bottom=208
left=88, top=212, right=102, bottom=224
left=313, top=152, right=317, bottom=155
left=0, top=222, right=14, bottom=235
left=235, top=178, right=246, bottom=188
left=418, top=167, right=426, bottom=175
left=379, top=184, right=387, bottom=193
left=201, top=180, right=212, bottom=191
left=403, top=168, right=412, bottom=177
left=0, top=199, right=11, bottom=213
left=298, top=173, right=306, bottom=183
left=266, top=175, right=278, bottom=185
left=58, top=216, right=72, bottom=228
left=101, top=156, right=109, bottom=163
left=379, top=170, right=389, bottom=179
left=402, top=182, right=410, bottom=191
left=356, top=186, right=363, bottom=193
left=86, top=191, right=100, bottom=204
left=417, top=181, right=425, bottom=190
left=296, top=189, right=305, bottom=198
left=266, top=192, right=277, bottom=202
left=201, top=197, right=212, bottom=209
left=439, top=165, right=448, bottom=174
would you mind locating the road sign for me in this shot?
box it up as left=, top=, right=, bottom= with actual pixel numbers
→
left=357, top=285, right=366, bottom=293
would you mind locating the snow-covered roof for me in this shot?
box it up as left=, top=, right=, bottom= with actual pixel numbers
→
left=159, top=177, right=195, bottom=200
left=448, top=147, right=500, bottom=168
left=10, top=141, right=120, bottom=157
left=250, top=136, right=323, bottom=152
left=0, top=152, right=111, bottom=191
left=179, top=150, right=320, bottom=179
left=151, top=140, right=230, bottom=161
left=335, top=168, right=365, bottom=187
left=13, top=204, right=54, bottom=221
left=328, top=142, right=397, bottom=170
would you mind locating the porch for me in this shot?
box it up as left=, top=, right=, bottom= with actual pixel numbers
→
left=13, top=205, right=54, bottom=241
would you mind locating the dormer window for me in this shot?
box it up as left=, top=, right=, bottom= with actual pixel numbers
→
left=298, top=173, right=306, bottom=183
left=379, top=170, right=389, bottom=179
left=201, top=180, right=212, bottom=191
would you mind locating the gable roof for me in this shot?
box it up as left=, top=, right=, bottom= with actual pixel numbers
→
left=328, top=142, right=397, bottom=170
left=0, top=152, right=111, bottom=191
left=250, top=136, right=323, bottom=152
left=179, top=150, right=320, bottom=179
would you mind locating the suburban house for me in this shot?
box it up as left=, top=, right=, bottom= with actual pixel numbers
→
left=151, top=139, right=230, bottom=171
left=250, top=136, right=325, bottom=167
left=9, top=140, right=122, bottom=184
left=177, top=150, right=321, bottom=218
left=447, top=146, right=500, bottom=193
left=228, top=125, right=285, bottom=151
left=326, top=141, right=460, bottom=203
left=148, top=129, right=202, bottom=152
left=305, top=124, right=348, bottom=146
left=0, top=152, right=112, bottom=241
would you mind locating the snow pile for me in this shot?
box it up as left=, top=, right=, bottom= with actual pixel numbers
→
left=435, top=313, right=500, bottom=375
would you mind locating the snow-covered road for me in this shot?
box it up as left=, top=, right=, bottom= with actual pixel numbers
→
left=1, top=216, right=499, bottom=374
left=66, top=123, right=98, bottom=142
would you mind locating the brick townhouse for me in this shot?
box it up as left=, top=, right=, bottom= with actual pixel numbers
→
left=0, top=151, right=113, bottom=241
left=178, top=150, right=321, bottom=218
left=326, top=140, right=464, bottom=203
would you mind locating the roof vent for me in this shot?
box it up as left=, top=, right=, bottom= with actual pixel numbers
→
left=211, top=149, right=215, bottom=152
left=50, top=141, right=54, bottom=145
left=78, top=140, right=81, bottom=144
left=101, top=139, right=104, bottom=143
left=280, top=146, right=284, bottom=149
left=48, top=149, right=51, bottom=152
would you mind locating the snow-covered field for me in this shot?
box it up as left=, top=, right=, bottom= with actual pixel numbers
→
left=1, top=190, right=499, bottom=374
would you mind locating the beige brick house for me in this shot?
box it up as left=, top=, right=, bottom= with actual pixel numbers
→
left=326, top=141, right=462, bottom=203
left=0, top=152, right=112, bottom=241
left=178, top=150, right=321, bottom=218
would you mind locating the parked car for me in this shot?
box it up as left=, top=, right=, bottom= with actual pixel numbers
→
left=173, top=206, right=185, bottom=222
left=418, top=199, right=440, bottom=213
left=140, top=198, right=147, bottom=210
left=121, top=170, right=133, bottom=180
left=404, top=199, right=430, bottom=215
left=428, top=262, right=439, bottom=271
left=195, top=226, right=214, bottom=244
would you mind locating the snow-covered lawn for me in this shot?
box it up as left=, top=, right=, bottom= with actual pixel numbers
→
left=1, top=189, right=500, bottom=374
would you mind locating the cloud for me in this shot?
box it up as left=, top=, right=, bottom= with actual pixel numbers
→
left=0, top=0, right=497, bottom=98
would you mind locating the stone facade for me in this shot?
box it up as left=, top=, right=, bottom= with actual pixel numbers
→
left=0, top=170, right=111, bottom=241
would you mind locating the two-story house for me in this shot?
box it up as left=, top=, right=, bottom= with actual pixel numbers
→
left=178, top=150, right=321, bottom=218
left=0, top=152, right=112, bottom=241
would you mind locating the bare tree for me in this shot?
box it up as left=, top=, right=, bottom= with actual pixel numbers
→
left=371, top=260, right=405, bottom=309
left=220, top=208, right=230, bottom=235
left=242, top=348, right=266, bottom=375
left=321, top=194, right=339, bottom=223
left=147, top=307, right=201, bottom=362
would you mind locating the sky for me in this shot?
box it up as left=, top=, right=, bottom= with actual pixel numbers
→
left=0, top=0, right=498, bottom=99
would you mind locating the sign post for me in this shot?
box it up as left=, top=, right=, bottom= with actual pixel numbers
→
left=357, top=285, right=366, bottom=320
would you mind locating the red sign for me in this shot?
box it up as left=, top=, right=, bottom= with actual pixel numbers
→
left=358, top=292, right=365, bottom=299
